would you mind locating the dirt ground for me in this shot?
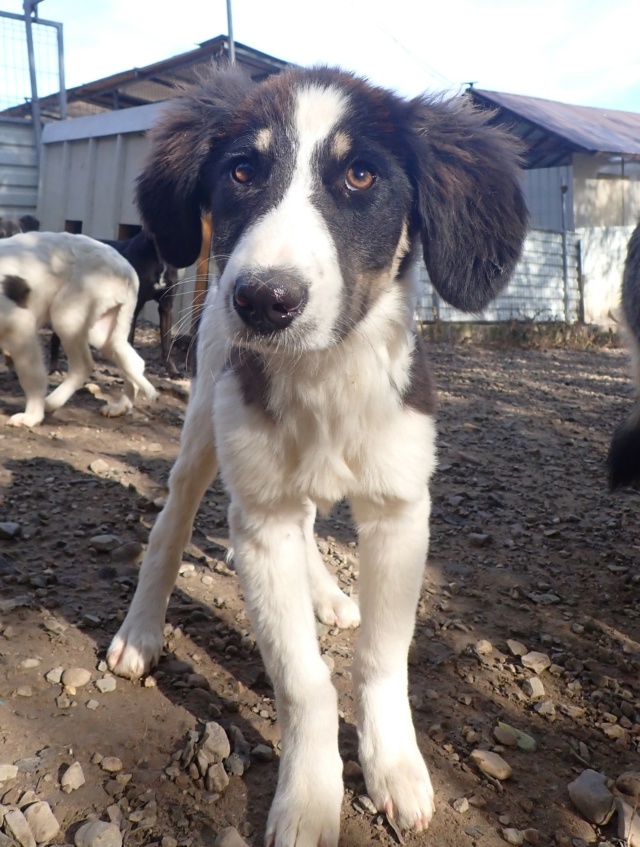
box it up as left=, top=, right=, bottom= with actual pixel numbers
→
left=2, top=326, right=640, bottom=847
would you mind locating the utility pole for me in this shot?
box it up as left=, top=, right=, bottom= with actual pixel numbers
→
left=226, top=0, right=235, bottom=64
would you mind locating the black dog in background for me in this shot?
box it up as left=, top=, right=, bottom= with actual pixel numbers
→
left=50, top=231, right=179, bottom=375
left=608, top=219, right=640, bottom=488
left=0, top=214, right=40, bottom=238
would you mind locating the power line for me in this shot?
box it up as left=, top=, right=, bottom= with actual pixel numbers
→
left=343, top=0, right=459, bottom=91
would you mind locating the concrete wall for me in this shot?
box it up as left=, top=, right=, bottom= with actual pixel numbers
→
left=0, top=118, right=38, bottom=219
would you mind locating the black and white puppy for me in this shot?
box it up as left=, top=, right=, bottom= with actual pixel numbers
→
left=609, top=219, right=640, bottom=488
left=107, top=66, right=528, bottom=846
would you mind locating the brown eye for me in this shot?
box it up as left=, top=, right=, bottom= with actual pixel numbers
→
left=232, top=159, right=255, bottom=184
left=345, top=162, right=376, bottom=191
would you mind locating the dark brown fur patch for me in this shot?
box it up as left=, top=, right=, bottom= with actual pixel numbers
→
left=2, top=275, right=30, bottom=308
left=402, top=333, right=436, bottom=416
left=227, top=347, right=274, bottom=419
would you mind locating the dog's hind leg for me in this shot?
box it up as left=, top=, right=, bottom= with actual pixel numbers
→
left=303, top=499, right=360, bottom=628
left=351, top=492, right=435, bottom=833
left=97, top=310, right=158, bottom=417
left=107, top=378, right=217, bottom=678
left=229, top=499, right=343, bottom=847
left=43, top=335, right=94, bottom=413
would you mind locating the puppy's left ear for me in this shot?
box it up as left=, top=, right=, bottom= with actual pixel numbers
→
left=407, top=95, right=529, bottom=313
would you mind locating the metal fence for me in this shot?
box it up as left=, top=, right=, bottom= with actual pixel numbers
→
left=415, top=229, right=582, bottom=323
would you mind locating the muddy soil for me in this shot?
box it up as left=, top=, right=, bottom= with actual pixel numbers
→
left=1, top=328, right=640, bottom=847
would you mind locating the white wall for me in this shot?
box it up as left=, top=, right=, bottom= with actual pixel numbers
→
left=577, top=225, right=635, bottom=325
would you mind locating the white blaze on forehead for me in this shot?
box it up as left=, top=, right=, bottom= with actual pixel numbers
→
left=220, top=83, right=350, bottom=350
left=293, top=84, right=349, bottom=163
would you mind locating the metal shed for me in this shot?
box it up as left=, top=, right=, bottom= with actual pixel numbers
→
left=469, top=88, right=640, bottom=231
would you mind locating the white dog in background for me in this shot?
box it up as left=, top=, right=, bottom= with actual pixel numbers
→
left=107, top=66, right=528, bottom=846
left=0, top=231, right=158, bottom=426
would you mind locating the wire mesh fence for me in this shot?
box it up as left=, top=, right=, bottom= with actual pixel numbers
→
left=0, top=10, right=61, bottom=114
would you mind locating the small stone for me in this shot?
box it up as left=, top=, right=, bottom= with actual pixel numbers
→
left=89, top=535, right=121, bottom=553
left=251, top=744, right=274, bottom=763
left=616, top=797, right=640, bottom=846
left=534, top=699, right=556, bottom=718
left=95, top=677, right=117, bottom=694
left=200, top=722, right=231, bottom=763
left=0, top=522, right=21, bottom=540
left=205, top=763, right=229, bottom=793
left=61, top=668, right=92, bottom=688
left=42, top=618, right=67, bottom=635
left=452, top=797, right=469, bottom=813
left=61, top=761, right=85, bottom=793
left=3, top=808, right=36, bottom=847
left=45, top=667, right=63, bottom=684
left=0, top=764, right=18, bottom=782
left=15, top=686, right=33, bottom=698
left=474, top=639, right=493, bottom=656
left=522, top=677, right=546, bottom=700
left=100, top=757, right=123, bottom=774
left=616, top=771, right=640, bottom=798
left=521, top=652, right=551, bottom=674
left=74, top=821, right=123, bottom=847
left=506, top=639, right=528, bottom=657
left=88, top=459, right=110, bottom=474
left=213, top=827, right=250, bottom=847
left=86, top=700, right=100, bottom=711
left=23, top=801, right=60, bottom=843
left=110, top=542, right=143, bottom=563
left=494, top=724, right=519, bottom=747
left=502, top=829, right=524, bottom=845
left=19, top=658, right=40, bottom=670
left=523, top=829, right=540, bottom=846
left=567, top=769, right=615, bottom=825
left=469, top=749, right=512, bottom=780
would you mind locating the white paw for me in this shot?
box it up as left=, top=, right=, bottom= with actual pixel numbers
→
left=107, top=618, right=164, bottom=679
left=361, top=743, right=434, bottom=832
left=265, top=755, right=343, bottom=847
left=315, top=586, right=360, bottom=629
left=7, top=411, right=43, bottom=427
left=100, top=399, right=132, bottom=418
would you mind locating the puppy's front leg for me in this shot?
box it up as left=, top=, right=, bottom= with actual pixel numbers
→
left=108, top=380, right=217, bottom=678
left=352, top=493, right=435, bottom=832
left=229, top=500, right=343, bottom=847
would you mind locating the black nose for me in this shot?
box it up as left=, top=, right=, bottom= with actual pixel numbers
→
left=233, top=271, right=308, bottom=332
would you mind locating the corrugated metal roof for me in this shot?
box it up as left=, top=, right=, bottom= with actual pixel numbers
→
left=0, top=36, right=289, bottom=121
left=470, top=89, right=640, bottom=168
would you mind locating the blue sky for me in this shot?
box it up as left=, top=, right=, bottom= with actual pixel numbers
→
left=2, top=0, right=639, bottom=112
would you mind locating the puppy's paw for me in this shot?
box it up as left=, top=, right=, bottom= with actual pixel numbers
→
left=7, top=411, right=43, bottom=427
left=107, top=619, right=163, bottom=679
left=266, top=756, right=343, bottom=847
left=100, top=398, right=132, bottom=418
left=314, top=586, right=360, bottom=629
left=361, top=743, right=435, bottom=832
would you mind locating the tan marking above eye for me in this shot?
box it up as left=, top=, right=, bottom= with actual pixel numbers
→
left=254, top=127, right=273, bottom=152
left=332, top=130, right=352, bottom=159
left=345, top=163, right=376, bottom=191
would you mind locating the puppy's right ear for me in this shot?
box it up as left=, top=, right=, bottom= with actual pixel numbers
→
left=136, top=67, right=253, bottom=269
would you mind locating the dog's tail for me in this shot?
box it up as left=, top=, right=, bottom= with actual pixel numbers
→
left=608, top=221, right=640, bottom=490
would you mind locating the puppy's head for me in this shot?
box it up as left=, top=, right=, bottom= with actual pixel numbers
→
left=138, top=66, right=528, bottom=350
